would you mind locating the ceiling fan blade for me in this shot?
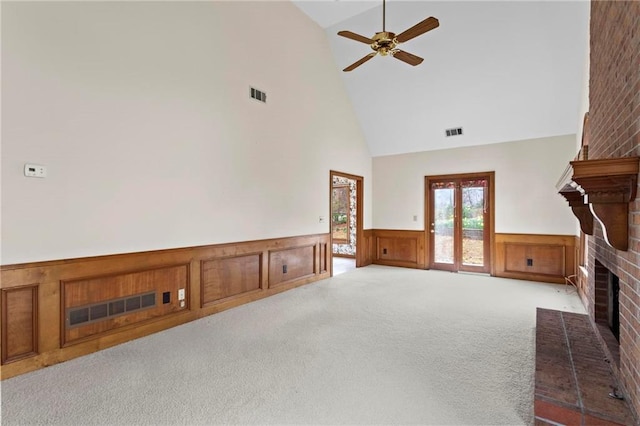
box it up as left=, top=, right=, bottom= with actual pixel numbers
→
left=395, top=17, right=439, bottom=44
left=343, top=53, right=377, bottom=72
left=338, top=30, right=375, bottom=45
left=391, top=50, right=424, bottom=66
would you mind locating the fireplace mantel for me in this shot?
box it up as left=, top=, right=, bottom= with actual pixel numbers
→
left=558, top=183, right=594, bottom=235
left=557, top=157, right=639, bottom=251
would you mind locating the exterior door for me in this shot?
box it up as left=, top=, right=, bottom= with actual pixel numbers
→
left=428, top=173, right=492, bottom=273
left=329, top=171, right=364, bottom=272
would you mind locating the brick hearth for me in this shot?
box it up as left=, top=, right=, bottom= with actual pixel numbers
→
left=535, top=308, right=636, bottom=425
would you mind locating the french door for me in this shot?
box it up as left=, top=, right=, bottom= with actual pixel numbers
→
left=427, top=172, right=493, bottom=273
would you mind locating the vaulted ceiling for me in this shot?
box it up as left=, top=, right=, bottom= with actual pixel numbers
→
left=292, top=0, right=590, bottom=157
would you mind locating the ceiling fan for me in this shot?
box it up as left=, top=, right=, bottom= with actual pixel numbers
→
left=337, top=0, right=439, bottom=72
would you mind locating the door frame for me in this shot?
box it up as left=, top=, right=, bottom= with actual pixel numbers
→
left=424, top=171, right=495, bottom=274
left=330, top=170, right=364, bottom=275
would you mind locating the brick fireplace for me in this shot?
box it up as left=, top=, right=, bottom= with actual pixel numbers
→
left=576, top=0, right=640, bottom=420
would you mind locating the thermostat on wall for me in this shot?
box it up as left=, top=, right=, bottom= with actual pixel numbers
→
left=24, top=164, right=47, bottom=178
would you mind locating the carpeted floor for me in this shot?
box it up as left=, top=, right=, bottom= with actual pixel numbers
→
left=0, top=265, right=585, bottom=425
left=333, top=257, right=356, bottom=276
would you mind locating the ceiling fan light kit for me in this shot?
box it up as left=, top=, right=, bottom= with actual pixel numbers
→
left=338, top=0, right=439, bottom=72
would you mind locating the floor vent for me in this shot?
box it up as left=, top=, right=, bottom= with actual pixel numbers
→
left=445, top=127, right=463, bottom=137
left=67, top=291, right=156, bottom=328
left=250, top=87, right=267, bottom=103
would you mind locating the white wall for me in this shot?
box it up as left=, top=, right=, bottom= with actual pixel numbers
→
left=372, top=135, right=578, bottom=235
left=576, top=8, right=590, bottom=150
left=1, top=2, right=372, bottom=264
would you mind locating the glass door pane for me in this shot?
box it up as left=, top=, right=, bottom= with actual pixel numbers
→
left=331, top=185, right=350, bottom=244
left=461, top=179, right=487, bottom=268
left=432, top=182, right=455, bottom=265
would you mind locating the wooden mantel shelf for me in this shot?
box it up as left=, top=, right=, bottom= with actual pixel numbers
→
left=558, top=157, right=639, bottom=251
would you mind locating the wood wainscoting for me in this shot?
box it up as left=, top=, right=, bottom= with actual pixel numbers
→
left=495, top=234, right=578, bottom=284
left=365, top=230, right=575, bottom=282
left=370, top=229, right=426, bottom=269
left=62, top=264, right=189, bottom=346
left=1, top=285, right=38, bottom=364
left=201, top=254, right=262, bottom=307
left=0, top=233, right=330, bottom=379
left=360, top=230, right=374, bottom=267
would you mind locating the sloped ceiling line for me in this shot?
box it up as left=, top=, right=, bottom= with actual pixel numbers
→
left=292, top=0, right=590, bottom=156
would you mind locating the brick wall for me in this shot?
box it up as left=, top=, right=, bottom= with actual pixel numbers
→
left=587, top=0, right=640, bottom=419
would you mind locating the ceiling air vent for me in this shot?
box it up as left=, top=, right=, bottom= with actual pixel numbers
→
left=250, top=87, right=267, bottom=103
left=445, top=127, right=463, bottom=137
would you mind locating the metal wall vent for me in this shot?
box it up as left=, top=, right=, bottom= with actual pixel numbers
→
left=445, top=127, right=463, bottom=137
left=67, top=291, right=156, bottom=328
left=250, top=87, right=267, bottom=103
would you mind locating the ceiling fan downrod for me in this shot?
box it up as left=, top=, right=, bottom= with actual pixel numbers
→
left=383, top=0, right=386, bottom=32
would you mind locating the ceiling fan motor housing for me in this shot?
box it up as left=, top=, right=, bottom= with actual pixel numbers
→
left=371, top=31, right=397, bottom=55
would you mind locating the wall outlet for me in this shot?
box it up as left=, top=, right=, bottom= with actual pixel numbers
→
left=527, top=258, right=533, bottom=267
left=24, top=164, right=47, bottom=178
left=413, top=215, right=418, bottom=222
left=319, top=215, right=326, bottom=224
left=178, top=288, right=185, bottom=301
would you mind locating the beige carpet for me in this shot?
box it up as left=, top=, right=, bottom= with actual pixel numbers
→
left=332, top=257, right=356, bottom=276
left=0, top=265, right=585, bottom=425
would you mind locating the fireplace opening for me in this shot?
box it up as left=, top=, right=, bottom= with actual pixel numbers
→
left=593, top=260, right=622, bottom=365
left=608, top=272, right=620, bottom=342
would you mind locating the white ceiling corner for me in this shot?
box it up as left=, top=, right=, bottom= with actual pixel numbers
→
left=292, top=0, right=380, bottom=29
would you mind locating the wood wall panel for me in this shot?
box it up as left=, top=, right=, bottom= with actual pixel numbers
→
left=371, top=230, right=426, bottom=269
left=269, top=245, right=316, bottom=287
left=62, top=264, right=189, bottom=345
left=1, top=285, right=38, bottom=364
left=504, top=244, right=565, bottom=276
left=201, top=254, right=262, bottom=306
left=319, top=243, right=328, bottom=274
left=495, top=234, right=576, bottom=284
left=0, top=233, right=330, bottom=379
left=377, top=237, right=417, bottom=262
left=360, top=230, right=374, bottom=267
